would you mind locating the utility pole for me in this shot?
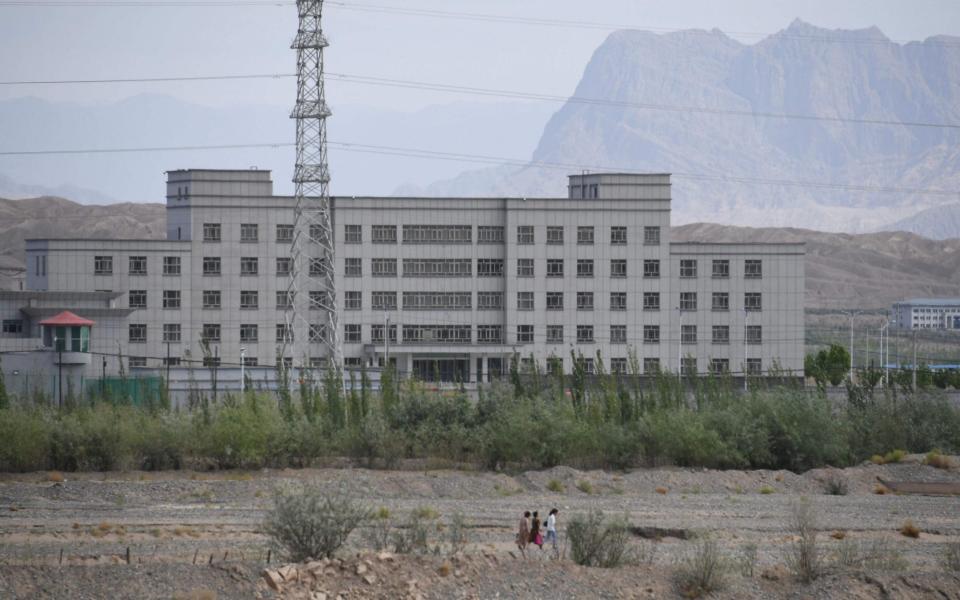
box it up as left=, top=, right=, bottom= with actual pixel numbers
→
left=240, top=346, right=246, bottom=393
left=912, top=329, right=918, bottom=391
left=841, top=310, right=859, bottom=382
left=384, top=314, right=390, bottom=367
left=56, top=336, right=62, bottom=408
left=743, top=309, right=749, bottom=392
left=677, top=306, right=683, bottom=382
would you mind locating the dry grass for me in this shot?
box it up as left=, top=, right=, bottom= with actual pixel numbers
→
left=924, top=451, right=954, bottom=470
left=655, top=487, right=669, bottom=495
left=437, top=562, right=452, bottom=577
left=872, top=450, right=908, bottom=465
left=173, top=590, right=217, bottom=600
left=546, top=479, right=565, bottom=493
left=46, top=471, right=64, bottom=483
left=576, top=480, right=595, bottom=495
left=831, top=531, right=847, bottom=540
left=775, top=473, right=784, bottom=482
left=874, top=484, right=888, bottom=495
left=759, top=486, right=775, bottom=495
left=174, top=526, right=201, bottom=538
left=899, top=520, right=921, bottom=539
left=413, top=506, right=440, bottom=520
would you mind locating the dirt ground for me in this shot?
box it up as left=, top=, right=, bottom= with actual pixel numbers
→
left=0, top=456, right=958, bottom=599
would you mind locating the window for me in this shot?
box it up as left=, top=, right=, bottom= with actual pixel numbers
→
left=610, top=259, right=627, bottom=278
left=201, top=324, right=221, bottom=343
left=202, top=290, right=221, bottom=309
left=546, top=292, right=564, bottom=311
left=517, top=292, right=534, bottom=311
left=546, top=259, right=564, bottom=278
left=712, top=325, right=729, bottom=344
left=577, top=226, right=594, bottom=245
left=160, top=256, right=179, bottom=275
left=276, top=257, right=292, bottom=276
left=546, top=325, right=564, bottom=344
left=240, top=290, right=259, bottom=310
left=611, top=226, right=627, bottom=245
left=309, top=325, right=326, bottom=343
left=128, top=290, right=147, bottom=309
left=644, top=358, right=661, bottom=374
left=746, top=325, right=762, bottom=344
left=610, top=325, right=627, bottom=344
left=163, top=324, right=181, bottom=343
left=2, top=319, right=23, bottom=335
left=369, top=258, right=397, bottom=278
left=745, top=259, right=763, bottom=279
left=277, top=324, right=295, bottom=343
left=94, top=256, right=113, bottom=275
left=712, top=292, right=729, bottom=311
left=309, top=291, right=331, bottom=310
left=710, top=359, right=729, bottom=375
left=309, top=224, right=326, bottom=243
left=240, top=324, right=258, bottom=343
left=344, top=291, right=361, bottom=310
left=546, top=226, right=564, bottom=245
left=371, top=324, right=397, bottom=344
left=643, top=259, right=660, bottom=278
left=477, top=292, right=503, bottom=310
left=745, top=292, right=762, bottom=312
left=129, top=324, right=147, bottom=343
left=712, top=259, right=729, bottom=278
left=517, top=259, right=534, bottom=278
left=371, top=291, right=397, bottom=311
left=577, top=292, right=594, bottom=311
left=477, top=259, right=504, bottom=277
left=203, top=257, right=221, bottom=276
left=644, top=226, right=661, bottom=246
left=240, top=223, right=259, bottom=243
left=372, top=225, right=397, bottom=244
left=403, top=292, right=472, bottom=310
left=746, top=358, right=762, bottom=375
left=402, top=259, right=472, bottom=277
left=277, top=291, right=294, bottom=309
left=610, top=292, right=627, bottom=311
left=128, top=256, right=147, bottom=276
left=517, top=325, right=534, bottom=344
left=162, top=290, right=181, bottom=309
left=311, top=258, right=330, bottom=277
left=517, top=226, right=534, bottom=245
left=242, top=357, right=258, bottom=367
left=682, top=358, right=697, bottom=376
left=344, top=258, right=362, bottom=277
left=477, top=325, right=503, bottom=344
left=403, top=325, right=472, bottom=344
left=643, top=325, right=660, bottom=344
left=478, top=226, right=504, bottom=244
left=577, top=325, right=594, bottom=343
left=344, top=324, right=361, bottom=343
left=577, top=259, right=594, bottom=278
left=680, top=259, right=697, bottom=278
left=611, top=358, right=628, bottom=373
left=547, top=356, right=563, bottom=374
left=164, top=357, right=182, bottom=367
left=643, top=292, right=660, bottom=311
left=681, top=325, right=697, bottom=343
left=129, top=357, right=147, bottom=368
left=583, top=358, right=595, bottom=374
left=241, top=257, right=259, bottom=276
left=344, top=224, right=362, bottom=243
left=276, top=224, right=294, bottom=243
left=203, top=223, right=221, bottom=242
left=680, top=292, right=697, bottom=311
left=402, top=225, right=471, bottom=244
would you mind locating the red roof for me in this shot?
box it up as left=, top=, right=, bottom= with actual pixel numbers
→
left=39, top=310, right=95, bottom=327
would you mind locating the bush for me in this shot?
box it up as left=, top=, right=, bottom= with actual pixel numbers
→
left=362, top=507, right=393, bottom=551
left=673, top=538, right=728, bottom=598
left=566, top=510, right=634, bottom=568
left=262, top=487, right=370, bottom=561
left=823, top=476, right=849, bottom=496
left=392, top=511, right=431, bottom=555
left=924, top=450, right=954, bottom=469
left=784, top=499, right=822, bottom=583
left=576, top=480, right=594, bottom=494
left=546, top=479, right=565, bottom=493
left=942, top=542, right=960, bottom=572
left=899, top=520, right=920, bottom=538
left=447, top=512, right=469, bottom=554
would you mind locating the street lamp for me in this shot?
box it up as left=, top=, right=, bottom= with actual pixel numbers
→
left=743, top=309, right=749, bottom=393
left=677, top=306, right=683, bottom=382
left=840, top=310, right=860, bottom=382
left=240, top=346, right=246, bottom=393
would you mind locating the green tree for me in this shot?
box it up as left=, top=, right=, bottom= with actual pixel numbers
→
left=805, top=344, right=850, bottom=388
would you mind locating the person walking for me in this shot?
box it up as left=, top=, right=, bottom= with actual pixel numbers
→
left=545, top=508, right=559, bottom=554
left=516, top=511, right=530, bottom=557
left=529, top=511, right=543, bottom=549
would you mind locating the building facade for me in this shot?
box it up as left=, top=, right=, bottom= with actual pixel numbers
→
left=5, top=169, right=804, bottom=387
left=892, top=299, right=960, bottom=331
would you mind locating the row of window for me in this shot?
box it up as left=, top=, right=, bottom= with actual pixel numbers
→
left=132, top=322, right=315, bottom=344
left=341, top=224, right=656, bottom=246
left=680, top=259, right=763, bottom=279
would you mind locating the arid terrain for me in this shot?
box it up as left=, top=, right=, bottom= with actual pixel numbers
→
left=1, top=457, right=958, bottom=599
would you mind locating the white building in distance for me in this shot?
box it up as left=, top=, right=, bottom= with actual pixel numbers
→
left=892, top=298, right=960, bottom=331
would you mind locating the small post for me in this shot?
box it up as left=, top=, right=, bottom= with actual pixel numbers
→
left=59, top=548, right=64, bottom=565
left=267, top=549, right=272, bottom=564
left=208, top=554, right=214, bottom=565
left=223, top=551, right=228, bottom=562
left=193, top=549, right=199, bottom=565
left=125, top=547, right=131, bottom=565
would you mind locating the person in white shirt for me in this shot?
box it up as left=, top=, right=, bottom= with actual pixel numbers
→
left=545, top=508, right=559, bottom=550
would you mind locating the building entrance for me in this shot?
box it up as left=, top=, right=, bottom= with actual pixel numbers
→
left=412, top=358, right=470, bottom=383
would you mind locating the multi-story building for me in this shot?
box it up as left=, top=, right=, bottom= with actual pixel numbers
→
left=3, top=169, right=804, bottom=391
left=892, top=298, right=960, bottom=331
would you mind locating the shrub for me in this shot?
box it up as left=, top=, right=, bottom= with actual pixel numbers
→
left=737, top=543, right=758, bottom=578
left=262, top=487, right=370, bottom=561
left=874, top=484, right=888, bottom=495
left=924, top=450, right=954, bottom=469
left=759, top=485, right=775, bottom=495
left=899, top=520, right=920, bottom=538
left=447, top=512, right=469, bottom=555
left=655, top=486, right=669, bottom=495
left=546, top=479, right=565, bottom=493
left=392, top=511, right=431, bottom=555
left=831, top=531, right=847, bottom=540
left=835, top=539, right=909, bottom=572
left=942, top=542, right=960, bottom=572
left=823, top=476, right=848, bottom=496
left=674, top=538, right=728, bottom=598
left=884, top=449, right=907, bottom=463
left=566, top=510, right=634, bottom=568
left=576, top=480, right=594, bottom=495
left=362, top=507, right=393, bottom=551
left=784, top=499, right=822, bottom=583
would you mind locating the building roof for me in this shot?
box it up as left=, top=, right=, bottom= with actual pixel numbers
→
left=897, top=299, right=960, bottom=307
left=38, top=310, right=95, bottom=327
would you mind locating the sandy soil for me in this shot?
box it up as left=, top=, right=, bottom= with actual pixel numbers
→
left=0, top=456, right=958, bottom=599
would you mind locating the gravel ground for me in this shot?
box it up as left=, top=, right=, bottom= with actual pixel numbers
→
left=0, top=456, right=958, bottom=599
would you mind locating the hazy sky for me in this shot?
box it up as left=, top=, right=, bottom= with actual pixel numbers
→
left=1, top=0, right=958, bottom=110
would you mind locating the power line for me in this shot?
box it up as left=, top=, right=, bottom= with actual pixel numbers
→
left=0, top=140, right=957, bottom=198
left=3, top=70, right=958, bottom=131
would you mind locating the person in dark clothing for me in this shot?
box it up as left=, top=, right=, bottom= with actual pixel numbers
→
left=529, top=511, right=543, bottom=548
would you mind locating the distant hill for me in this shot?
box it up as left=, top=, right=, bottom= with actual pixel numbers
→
left=882, top=203, right=960, bottom=240
left=420, top=20, right=960, bottom=236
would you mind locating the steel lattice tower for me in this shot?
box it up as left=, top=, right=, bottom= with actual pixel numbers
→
left=283, top=0, right=341, bottom=370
